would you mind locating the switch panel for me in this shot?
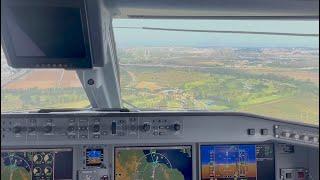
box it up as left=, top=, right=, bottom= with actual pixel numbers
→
left=274, top=125, right=319, bottom=146
left=1, top=116, right=183, bottom=143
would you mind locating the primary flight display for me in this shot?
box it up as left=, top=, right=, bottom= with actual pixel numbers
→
left=200, top=144, right=275, bottom=180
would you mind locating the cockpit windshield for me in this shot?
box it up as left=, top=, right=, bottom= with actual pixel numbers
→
left=113, top=19, right=319, bottom=125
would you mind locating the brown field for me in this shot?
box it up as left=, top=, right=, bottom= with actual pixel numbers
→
left=241, top=67, right=319, bottom=85
left=4, top=70, right=81, bottom=89
left=136, top=81, right=162, bottom=91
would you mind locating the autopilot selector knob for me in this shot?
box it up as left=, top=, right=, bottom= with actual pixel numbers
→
left=142, top=123, right=151, bottom=132
left=67, top=126, right=75, bottom=132
left=173, top=123, right=181, bottom=131
left=93, top=124, right=100, bottom=132
left=44, top=125, right=53, bottom=133
left=13, top=126, right=22, bottom=134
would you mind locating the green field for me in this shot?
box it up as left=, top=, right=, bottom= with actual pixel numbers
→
left=120, top=65, right=319, bottom=125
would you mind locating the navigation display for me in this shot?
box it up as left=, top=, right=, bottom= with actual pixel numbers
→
left=115, top=146, right=192, bottom=180
left=201, top=144, right=274, bottom=180
left=1, top=148, right=73, bottom=180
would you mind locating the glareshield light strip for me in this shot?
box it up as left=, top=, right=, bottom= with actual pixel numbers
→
left=114, top=26, right=319, bottom=37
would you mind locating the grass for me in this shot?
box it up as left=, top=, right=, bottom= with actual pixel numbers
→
left=240, top=93, right=319, bottom=125
left=121, top=66, right=319, bottom=125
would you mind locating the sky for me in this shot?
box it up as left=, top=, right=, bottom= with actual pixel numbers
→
left=113, top=19, right=319, bottom=48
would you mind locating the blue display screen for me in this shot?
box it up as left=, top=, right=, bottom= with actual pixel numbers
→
left=86, top=149, right=103, bottom=166
left=200, top=144, right=275, bottom=180
left=88, top=150, right=102, bottom=158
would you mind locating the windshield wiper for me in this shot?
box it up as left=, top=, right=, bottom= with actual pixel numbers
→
left=114, top=26, right=319, bottom=37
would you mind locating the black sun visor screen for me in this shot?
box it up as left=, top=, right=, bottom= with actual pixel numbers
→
left=7, top=6, right=86, bottom=58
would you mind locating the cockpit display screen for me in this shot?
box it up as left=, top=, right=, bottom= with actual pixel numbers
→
left=200, top=144, right=274, bottom=180
left=1, top=1, right=92, bottom=68
left=86, top=148, right=104, bottom=166
left=115, top=145, right=193, bottom=180
left=1, top=148, right=73, bottom=180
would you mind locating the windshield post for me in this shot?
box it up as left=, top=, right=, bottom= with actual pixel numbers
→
left=76, top=17, right=121, bottom=109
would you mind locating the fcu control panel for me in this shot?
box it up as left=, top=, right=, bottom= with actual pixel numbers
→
left=1, top=115, right=183, bottom=143
left=1, top=112, right=318, bottom=148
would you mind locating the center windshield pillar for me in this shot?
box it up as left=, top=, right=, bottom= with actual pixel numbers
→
left=77, top=0, right=121, bottom=109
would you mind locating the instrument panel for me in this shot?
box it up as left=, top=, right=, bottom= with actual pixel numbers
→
left=1, top=112, right=319, bottom=180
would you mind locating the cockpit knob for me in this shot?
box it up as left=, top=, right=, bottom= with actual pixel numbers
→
left=67, top=126, right=75, bottom=132
left=142, top=123, right=151, bottom=132
left=173, top=123, right=181, bottom=131
left=13, top=126, right=22, bottom=134
left=44, top=125, right=53, bottom=133
left=93, top=124, right=100, bottom=132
